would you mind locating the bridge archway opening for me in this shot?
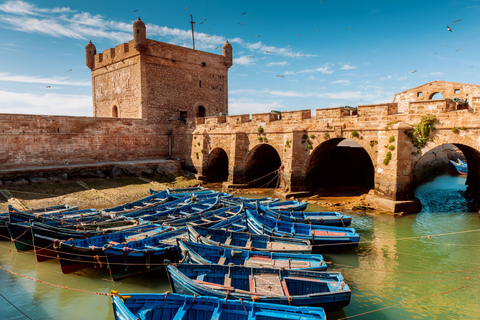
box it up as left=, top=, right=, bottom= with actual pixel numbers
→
left=413, top=143, right=479, bottom=212
left=305, top=138, right=374, bottom=196
left=245, top=144, right=281, bottom=188
left=205, top=148, right=229, bottom=182
left=430, top=92, right=444, bottom=100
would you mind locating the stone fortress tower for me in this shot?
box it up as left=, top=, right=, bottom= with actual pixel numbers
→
left=85, top=18, right=233, bottom=122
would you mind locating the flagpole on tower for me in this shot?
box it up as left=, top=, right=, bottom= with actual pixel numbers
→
left=190, top=14, right=195, bottom=50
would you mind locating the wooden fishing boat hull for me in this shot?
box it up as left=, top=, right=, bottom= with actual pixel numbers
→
left=6, top=222, right=34, bottom=251
left=267, top=200, right=308, bottom=211
left=166, top=262, right=351, bottom=311
left=449, top=159, right=468, bottom=175
left=104, top=228, right=185, bottom=281
left=111, top=292, right=327, bottom=320
left=55, top=224, right=165, bottom=274
left=178, top=240, right=328, bottom=271
left=246, top=209, right=360, bottom=252
left=187, top=224, right=312, bottom=253
left=252, top=204, right=352, bottom=227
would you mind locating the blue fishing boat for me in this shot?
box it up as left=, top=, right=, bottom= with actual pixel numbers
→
left=267, top=200, right=308, bottom=211
left=55, top=224, right=166, bottom=274
left=187, top=224, right=312, bottom=253
left=102, top=190, right=171, bottom=214
left=247, top=203, right=352, bottom=227
left=246, top=209, right=359, bottom=252
left=449, top=158, right=468, bottom=175
left=111, top=292, right=327, bottom=320
left=103, top=228, right=185, bottom=280
left=166, top=262, right=351, bottom=310
left=31, top=220, right=144, bottom=262
left=162, top=204, right=242, bottom=228
left=178, top=239, right=328, bottom=271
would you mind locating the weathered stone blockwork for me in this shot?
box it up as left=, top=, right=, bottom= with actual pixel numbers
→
left=0, top=114, right=169, bottom=169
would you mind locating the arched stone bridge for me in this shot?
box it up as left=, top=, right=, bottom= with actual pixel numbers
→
left=178, top=81, right=480, bottom=213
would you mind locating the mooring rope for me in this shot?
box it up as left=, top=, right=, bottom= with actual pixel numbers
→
left=0, top=291, right=33, bottom=320
left=337, top=280, right=480, bottom=319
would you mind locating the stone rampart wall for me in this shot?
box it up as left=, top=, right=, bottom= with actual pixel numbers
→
left=0, top=114, right=169, bottom=169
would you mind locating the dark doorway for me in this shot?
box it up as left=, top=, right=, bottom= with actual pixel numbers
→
left=205, top=148, right=229, bottom=182
left=305, top=138, right=374, bottom=196
left=197, top=106, right=206, bottom=117
left=245, top=144, right=281, bottom=188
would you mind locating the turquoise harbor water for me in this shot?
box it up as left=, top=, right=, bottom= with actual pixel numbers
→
left=1, top=175, right=480, bottom=319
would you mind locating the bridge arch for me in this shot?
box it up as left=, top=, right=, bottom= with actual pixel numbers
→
left=413, top=134, right=480, bottom=196
left=205, top=147, right=229, bottom=182
left=305, top=138, right=375, bottom=195
left=245, top=144, right=281, bottom=188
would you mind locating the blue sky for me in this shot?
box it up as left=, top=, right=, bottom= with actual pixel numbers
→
left=0, top=0, right=478, bottom=116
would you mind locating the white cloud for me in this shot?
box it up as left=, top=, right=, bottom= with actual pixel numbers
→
left=430, top=72, right=445, bottom=77
left=229, top=98, right=286, bottom=115
left=230, top=39, right=316, bottom=58
left=331, top=79, right=350, bottom=85
left=398, top=76, right=408, bottom=80
left=0, top=0, right=74, bottom=16
left=0, top=72, right=91, bottom=86
left=340, top=64, right=356, bottom=70
left=380, top=75, right=392, bottom=80
left=230, top=88, right=394, bottom=102
left=0, top=1, right=315, bottom=57
left=267, top=61, right=288, bottom=67
left=0, top=91, right=91, bottom=116
left=285, top=64, right=333, bottom=75
left=233, top=56, right=255, bottom=66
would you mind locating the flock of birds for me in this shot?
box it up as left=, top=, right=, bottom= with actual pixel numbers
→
left=44, top=7, right=465, bottom=89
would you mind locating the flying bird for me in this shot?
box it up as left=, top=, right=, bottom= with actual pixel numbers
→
left=67, top=69, right=72, bottom=71
left=238, top=23, right=245, bottom=25
left=247, top=56, right=254, bottom=58
left=297, top=34, right=300, bottom=36
left=46, top=86, right=51, bottom=88
left=347, top=27, right=352, bottom=30
left=214, top=47, right=218, bottom=50
left=455, top=48, right=461, bottom=51
left=265, top=50, right=271, bottom=53
left=205, top=35, right=212, bottom=38
left=451, top=19, right=461, bottom=25
left=318, top=0, right=324, bottom=3
left=314, top=29, right=320, bottom=31
left=184, top=7, right=189, bottom=10
left=253, top=34, right=260, bottom=37
left=433, top=52, right=437, bottom=55
left=242, top=12, right=247, bottom=15
left=447, top=25, right=452, bottom=32
left=411, top=70, right=417, bottom=73
left=200, top=21, right=204, bottom=24
left=133, top=10, right=138, bottom=12
left=276, top=75, right=284, bottom=78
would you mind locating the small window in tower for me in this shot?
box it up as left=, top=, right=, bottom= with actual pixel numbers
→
left=57, top=128, right=60, bottom=133
left=199, top=80, right=202, bottom=88
left=137, top=30, right=139, bottom=34
left=417, top=92, right=422, bottom=97
left=112, top=106, right=118, bottom=117
left=455, top=89, right=460, bottom=94
left=179, top=111, right=188, bottom=119
left=197, top=106, right=206, bottom=117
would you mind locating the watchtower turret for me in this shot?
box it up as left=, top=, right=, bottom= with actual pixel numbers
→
left=85, top=40, right=96, bottom=70
left=222, top=40, right=233, bottom=68
left=133, top=17, right=147, bottom=52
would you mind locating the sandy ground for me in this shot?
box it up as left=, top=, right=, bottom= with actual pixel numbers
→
left=0, top=176, right=380, bottom=213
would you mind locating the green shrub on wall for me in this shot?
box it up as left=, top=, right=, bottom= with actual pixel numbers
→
left=383, top=151, right=392, bottom=165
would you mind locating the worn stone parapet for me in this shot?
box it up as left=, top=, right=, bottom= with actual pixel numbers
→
left=251, top=113, right=279, bottom=122
left=226, top=114, right=250, bottom=125
left=281, top=110, right=311, bottom=121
